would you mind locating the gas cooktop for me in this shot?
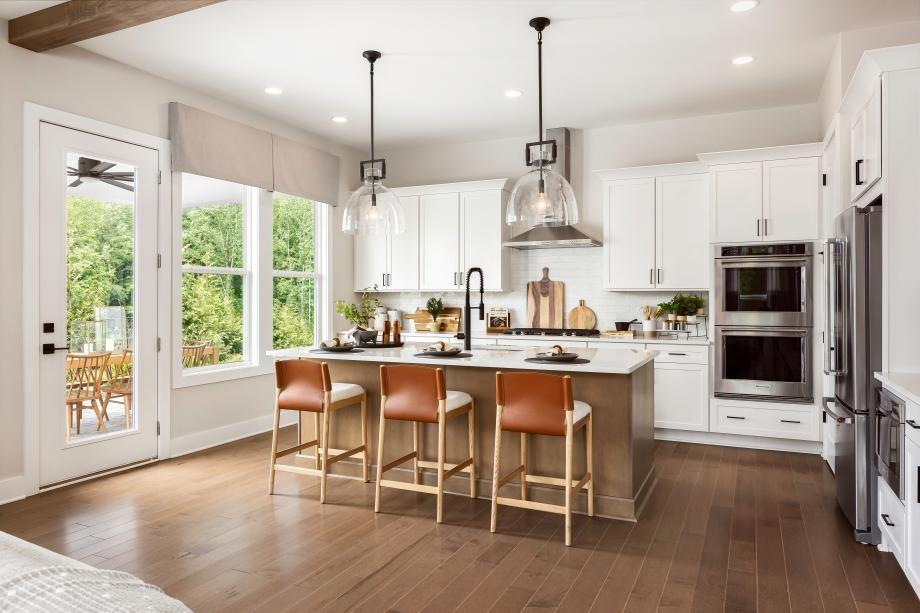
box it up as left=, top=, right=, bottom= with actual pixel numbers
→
left=502, top=328, right=600, bottom=337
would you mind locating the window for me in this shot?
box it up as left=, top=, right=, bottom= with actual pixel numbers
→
left=272, top=193, right=318, bottom=349
left=179, top=174, right=249, bottom=369
left=175, top=174, right=327, bottom=386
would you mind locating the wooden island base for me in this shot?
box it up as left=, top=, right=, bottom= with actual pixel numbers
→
left=294, top=359, right=656, bottom=521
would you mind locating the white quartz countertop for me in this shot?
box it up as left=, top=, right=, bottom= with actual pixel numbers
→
left=269, top=343, right=656, bottom=375
left=875, top=372, right=920, bottom=406
left=399, top=331, right=711, bottom=346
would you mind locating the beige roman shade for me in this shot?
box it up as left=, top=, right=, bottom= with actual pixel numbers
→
left=272, top=135, right=340, bottom=205
left=169, top=102, right=340, bottom=203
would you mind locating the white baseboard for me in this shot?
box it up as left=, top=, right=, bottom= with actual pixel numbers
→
left=655, top=428, right=822, bottom=454
left=0, top=475, right=26, bottom=506
left=170, top=412, right=298, bottom=458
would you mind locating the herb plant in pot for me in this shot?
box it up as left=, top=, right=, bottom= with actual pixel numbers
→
left=426, top=296, right=444, bottom=332
left=684, top=294, right=705, bottom=323
left=335, top=285, right=380, bottom=342
left=658, top=298, right=676, bottom=321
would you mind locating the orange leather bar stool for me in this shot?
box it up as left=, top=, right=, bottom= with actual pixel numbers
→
left=491, top=371, right=594, bottom=546
left=269, top=359, right=368, bottom=503
left=375, top=364, right=476, bottom=523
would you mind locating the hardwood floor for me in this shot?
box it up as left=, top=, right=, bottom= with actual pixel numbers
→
left=1, top=428, right=917, bottom=612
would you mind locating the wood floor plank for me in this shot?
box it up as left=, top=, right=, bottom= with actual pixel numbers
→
left=1, top=431, right=917, bottom=613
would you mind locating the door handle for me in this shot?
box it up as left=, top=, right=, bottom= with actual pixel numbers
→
left=763, top=218, right=768, bottom=236
left=756, top=218, right=760, bottom=237
left=42, top=343, right=69, bottom=355
left=667, top=352, right=687, bottom=356
left=649, top=268, right=653, bottom=285
left=881, top=513, right=895, bottom=527
left=657, top=268, right=662, bottom=284
left=822, top=397, right=853, bottom=424
left=907, top=419, right=920, bottom=430
left=855, top=159, right=865, bottom=186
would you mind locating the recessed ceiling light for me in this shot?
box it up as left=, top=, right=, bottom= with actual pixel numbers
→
left=730, top=0, right=759, bottom=12
left=331, top=116, right=348, bottom=123
left=264, top=87, right=283, bottom=95
left=504, top=89, right=523, bottom=99
left=732, top=55, right=755, bottom=65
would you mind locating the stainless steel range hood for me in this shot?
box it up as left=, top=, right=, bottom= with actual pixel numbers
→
left=503, top=127, right=601, bottom=250
left=504, top=224, right=602, bottom=249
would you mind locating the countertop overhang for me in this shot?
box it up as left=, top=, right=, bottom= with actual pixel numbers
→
left=269, top=344, right=656, bottom=375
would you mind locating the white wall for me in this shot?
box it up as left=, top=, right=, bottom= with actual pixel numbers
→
left=377, top=103, right=820, bottom=330
left=0, top=21, right=360, bottom=484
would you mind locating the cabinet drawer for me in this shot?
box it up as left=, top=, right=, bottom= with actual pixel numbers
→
left=710, top=402, right=818, bottom=441
left=587, top=341, right=646, bottom=351
left=878, top=476, right=906, bottom=563
left=653, top=344, right=708, bottom=365
left=905, top=399, right=920, bottom=448
left=499, top=339, right=589, bottom=349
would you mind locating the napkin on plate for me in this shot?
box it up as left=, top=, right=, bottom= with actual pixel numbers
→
left=537, top=344, right=566, bottom=357
left=426, top=340, right=453, bottom=352
left=320, top=338, right=342, bottom=348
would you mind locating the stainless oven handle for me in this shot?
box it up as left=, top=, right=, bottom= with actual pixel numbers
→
left=822, top=397, right=853, bottom=424
left=717, top=258, right=810, bottom=269
left=823, top=238, right=847, bottom=376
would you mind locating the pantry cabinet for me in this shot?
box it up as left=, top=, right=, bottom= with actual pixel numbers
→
left=353, top=195, right=419, bottom=291
left=597, top=163, right=708, bottom=291
left=354, top=179, right=510, bottom=293
left=700, top=144, right=823, bottom=244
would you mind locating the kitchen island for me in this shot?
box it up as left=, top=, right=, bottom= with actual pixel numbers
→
left=267, top=344, right=656, bottom=521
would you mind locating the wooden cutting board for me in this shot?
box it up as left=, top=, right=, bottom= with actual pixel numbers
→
left=526, top=267, right=565, bottom=328
left=567, top=299, right=597, bottom=330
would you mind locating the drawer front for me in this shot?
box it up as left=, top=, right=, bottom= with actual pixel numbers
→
left=499, top=338, right=589, bottom=349
left=587, top=341, right=646, bottom=351
left=653, top=344, right=708, bottom=365
left=710, top=402, right=819, bottom=441
left=878, top=476, right=906, bottom=563
left=905, top=399, right=920, bottom=447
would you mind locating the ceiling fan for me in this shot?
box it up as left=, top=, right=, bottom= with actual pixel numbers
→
left=67, top=157, right=135, bottom=192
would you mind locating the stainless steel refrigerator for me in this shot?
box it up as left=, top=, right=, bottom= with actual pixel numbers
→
left=822, top=201, right=882, bottom=545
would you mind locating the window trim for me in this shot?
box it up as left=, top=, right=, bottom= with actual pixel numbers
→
left=172, top=175, right=329, bottom=389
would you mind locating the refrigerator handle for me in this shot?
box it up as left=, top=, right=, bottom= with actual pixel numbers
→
left=823, top=238, right=847, bottom=376
left=822, top=397, right=853, bottom=424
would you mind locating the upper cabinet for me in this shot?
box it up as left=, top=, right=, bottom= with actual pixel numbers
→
left=597, top=163, right=708, bottom=291
left=849, top=80, right=882, bottom=202
left=355, top=179, right=509, bottom=293
left=699, top=143, right=823, bottom=244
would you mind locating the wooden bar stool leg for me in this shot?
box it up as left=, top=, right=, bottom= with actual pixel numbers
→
left=374, top=401, right=387, bottom=513
left=361, top=394, right=369, bottom=483
left=320, top=404, right=332, bottom=504
left=268, top=394, right=281, bottom=494
left=412, top=421, right=421, bottom=485
left=587, top=411, right=595, bottom=517
left=436, top=403, right=446, bottom=523
left=313, top=412, right=322, bottom=470
left=565, top=412, right=574, bottom=547
left=468, top=401, right=476, bottom=498
left=520, top=433, right=527, bottom=501
left=490, top=405, right=503, bottom=533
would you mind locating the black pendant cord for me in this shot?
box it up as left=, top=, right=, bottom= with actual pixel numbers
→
left=536, top=29, right=545, bottom=194
left=369, top=59, right=377, bottom=205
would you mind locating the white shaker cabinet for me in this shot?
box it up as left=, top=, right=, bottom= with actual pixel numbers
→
left=906, top=436, right=920, bottom=588
left=709, top=162, right=763, bottom=243
left=419, top=192, right=461, bottom=291
left=352, top=195, right=419, bottom=292
left=604, top=177, right=655, bottom=289
left=656, top=173, right=709, bottom=289
left=461, top=190, right=505, bottom=291
left=653, top=345, right=709, bottom=432
left=849, top=81, right=882, bottom=202
left=598, top=163, right=708, bottom=291
left=763, top=157, right=821, bottom=241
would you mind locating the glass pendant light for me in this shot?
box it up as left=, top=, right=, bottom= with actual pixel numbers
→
left=507, top=17, right=578, bottom=228
left=342, top=50, right=404, bottom=235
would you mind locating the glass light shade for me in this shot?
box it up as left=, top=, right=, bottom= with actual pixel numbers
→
left=341, top=171, right=405, bottom=235
left=506, top=164, right=578, bottom=227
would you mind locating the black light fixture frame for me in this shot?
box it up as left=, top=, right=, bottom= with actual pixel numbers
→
left=524, top=139, right=558, bottom=167
left=358, top=50, right=387, bottom=186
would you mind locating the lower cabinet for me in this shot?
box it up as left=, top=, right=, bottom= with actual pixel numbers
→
left=654, top=345, right=709, bottom=432
left=709, top=400, right=820, bottom=441
left=879, top=476, right=907, bottom=565
left=905, top=436, right=920, bottom=590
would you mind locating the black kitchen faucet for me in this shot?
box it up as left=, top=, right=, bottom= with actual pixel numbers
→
left=463, top=267, right=484, bottom=351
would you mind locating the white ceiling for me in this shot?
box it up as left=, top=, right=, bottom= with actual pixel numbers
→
left=5, top=1, right=920, bottom=149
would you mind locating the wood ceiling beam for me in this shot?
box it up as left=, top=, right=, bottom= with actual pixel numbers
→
left=9, top=0, right=226, bottom=53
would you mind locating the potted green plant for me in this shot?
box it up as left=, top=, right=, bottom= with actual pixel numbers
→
left=657, top=298, right=676, bottom=321
left=425, top=296, right=444, bottom=332
left=684, top=294, right=705, bottom=323
left=335, top=285, right=380, bottom=339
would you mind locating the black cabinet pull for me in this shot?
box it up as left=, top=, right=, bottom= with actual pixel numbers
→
left=726, top=415, right=745, bottom=420
left=855, top=159, right=865, bottom=186
left=780, top=419, right=801, bottom=424
left=881, top=513, right=895, bottom=527
left=907, top=419, right=920, bottom=430
left=917, top=466, right=919, bottom=505
left=668, top=352, right=687, bottom=356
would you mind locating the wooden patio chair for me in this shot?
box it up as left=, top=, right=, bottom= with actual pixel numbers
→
left=66, top=352, right=111, bottom=439
left=101, top=348, right=133, bottom=429
left=182, top=341, right=210, bottom=368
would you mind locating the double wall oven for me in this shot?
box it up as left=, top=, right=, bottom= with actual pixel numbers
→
left=714, top=243, right=813, bottom=402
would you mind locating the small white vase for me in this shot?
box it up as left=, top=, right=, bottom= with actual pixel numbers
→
left=642, top=320, right=656, bottom=332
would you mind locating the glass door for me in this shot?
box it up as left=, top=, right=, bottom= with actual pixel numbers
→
left=38, top=123, right=159, bottom=486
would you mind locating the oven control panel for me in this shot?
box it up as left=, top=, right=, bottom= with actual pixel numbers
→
left=720, top=243, right=811, bottom=257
